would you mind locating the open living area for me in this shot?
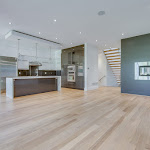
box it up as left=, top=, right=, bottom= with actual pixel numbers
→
left=0, top=0, right=150, bottom=150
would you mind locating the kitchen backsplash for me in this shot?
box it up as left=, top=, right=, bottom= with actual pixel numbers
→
left=18, top=70, right=61, bottom=76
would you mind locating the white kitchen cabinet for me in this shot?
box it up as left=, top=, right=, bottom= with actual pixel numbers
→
left=18, top=60, right=29, bottom=70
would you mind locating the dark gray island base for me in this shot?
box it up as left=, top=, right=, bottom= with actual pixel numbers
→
left=6, top=76, right=61, bottom=99
left=14, top=78, right=57, bottom=97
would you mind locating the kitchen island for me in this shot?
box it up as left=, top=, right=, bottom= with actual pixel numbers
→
left=6, top=76, right=61, bottom=99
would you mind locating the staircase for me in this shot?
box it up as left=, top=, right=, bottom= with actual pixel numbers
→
left=103, top=48, right=121, bottom=86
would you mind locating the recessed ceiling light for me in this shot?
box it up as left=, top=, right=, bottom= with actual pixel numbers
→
left=98, top=11, right=106, bottom=16
left=56, top=37, right=57, bottom=40
left=122, top=33, right=124, bottom=36
left=9, top=22, right=12, bottom=25
left=96, top=40, right=98, bottom=42
left=38, top=32, right=41, bottom=34
left=80, top=32, right=82, bottom=34
left=54, top=19, right=57, bottom=22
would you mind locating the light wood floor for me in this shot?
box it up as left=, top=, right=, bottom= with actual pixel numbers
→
left=0, top=87, right=150, bottom=150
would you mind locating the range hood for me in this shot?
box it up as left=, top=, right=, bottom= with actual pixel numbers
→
left=29, top=61, right=42, bottom=66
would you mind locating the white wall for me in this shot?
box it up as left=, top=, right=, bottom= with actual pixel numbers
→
left=98, top=50, right=118, bottom=87
left=0, top=39, right=61, bottom=70
left=84, top=43, right=99, bottom=91
left=98, top=52, right=107, bottom=86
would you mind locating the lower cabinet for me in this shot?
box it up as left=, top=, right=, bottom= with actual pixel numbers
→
left=14, top=78, right=57, bottom=97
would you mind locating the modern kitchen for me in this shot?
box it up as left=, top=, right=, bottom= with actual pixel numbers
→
left=0, top=30, right=98, bottom=99
left=0, top=30, right=62, bottom=99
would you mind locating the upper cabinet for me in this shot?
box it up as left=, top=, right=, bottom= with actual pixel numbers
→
left=38, top=49, right=61, bottom=70
left=2, top=30, right=62, bottom=71
left=18, top=60, right=29, bottom=70
left=61, top=45, right=84, bottom=66
left=16, top=41, right=61, bottom=71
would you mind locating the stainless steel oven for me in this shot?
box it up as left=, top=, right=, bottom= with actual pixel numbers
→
left=67, top=65, right=76, bottom=82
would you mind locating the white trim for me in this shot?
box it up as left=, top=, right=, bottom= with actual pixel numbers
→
left=84, top=43, right=87, bottom=91
left=87, top=85, right=99, bottom=91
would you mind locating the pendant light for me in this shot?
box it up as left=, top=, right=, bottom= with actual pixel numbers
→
left=49, top=46, right=51, bottom=61
left=35, top=43, right=38, bottom=61
left=17, top=39, right=20, bottom=59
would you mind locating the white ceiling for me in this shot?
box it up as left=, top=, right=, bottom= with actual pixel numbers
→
left=0, top=0, right=150, bottom=50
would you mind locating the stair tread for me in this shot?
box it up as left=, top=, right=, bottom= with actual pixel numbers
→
left=109, top=62, right=121, bottom=65
left=105, top=52, right=120, bottom=55
left=104, top=49, right=119, bottom=52
left=108, top=61, right=121, bottom=63
left=106, top=55, right=121, bottom=58
left=107, top=58, right=121, bottom=60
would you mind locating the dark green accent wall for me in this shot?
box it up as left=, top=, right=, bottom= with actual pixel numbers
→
left=121, top=33, right=150, bottom=96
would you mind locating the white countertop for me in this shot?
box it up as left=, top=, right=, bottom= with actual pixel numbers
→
left=7, top=76, right=61, bottom=80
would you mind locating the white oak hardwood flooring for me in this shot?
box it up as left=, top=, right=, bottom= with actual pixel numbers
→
left=0, top=87, right=150, bottom=150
